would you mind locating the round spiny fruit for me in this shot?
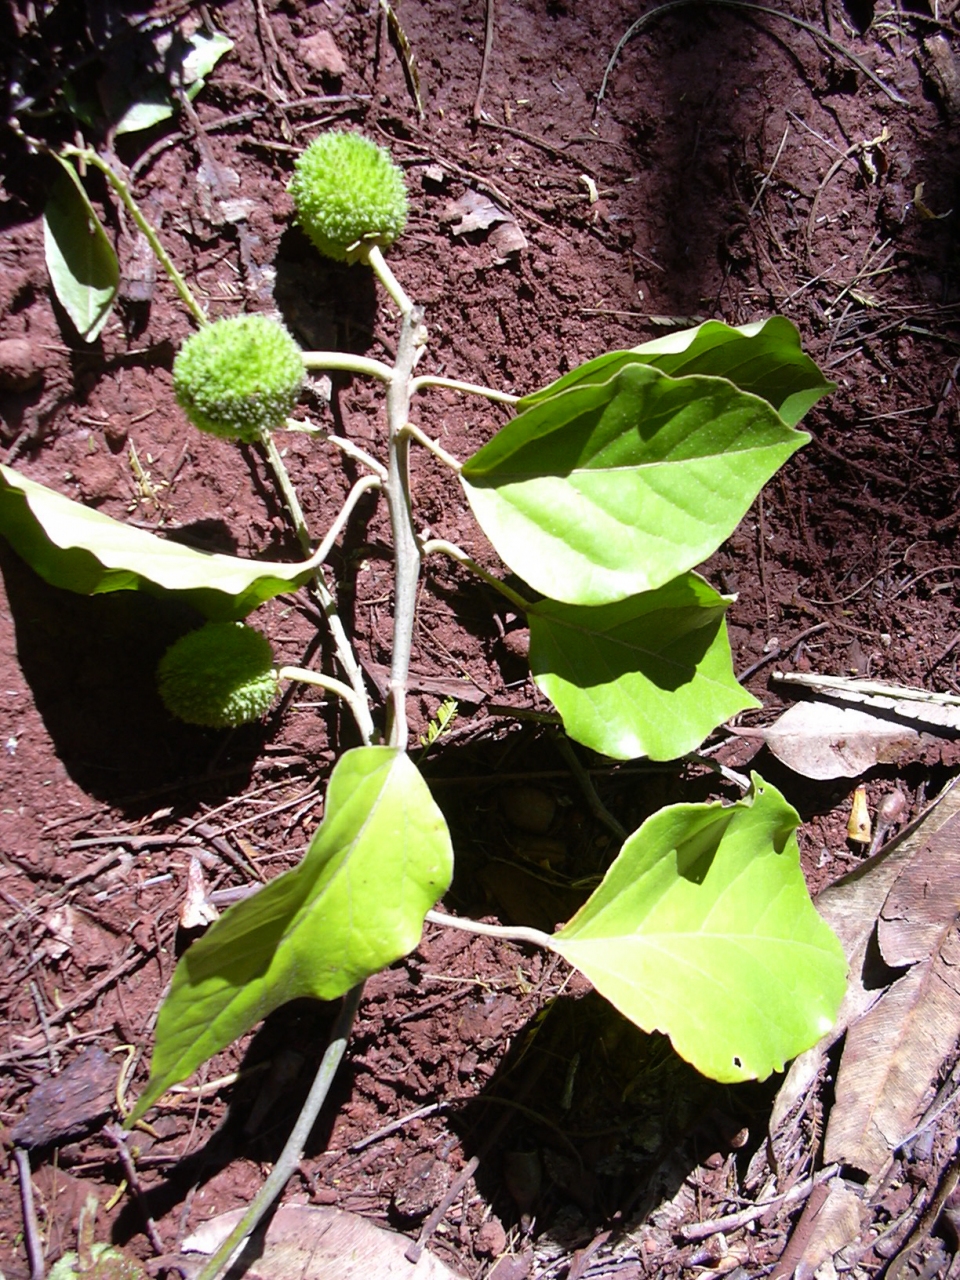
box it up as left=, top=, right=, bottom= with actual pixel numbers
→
left=157, top=622, right=280, bottom=728
left=289, top=131, right=408, bottom=263
left=173, top=314, right=304, bottom=443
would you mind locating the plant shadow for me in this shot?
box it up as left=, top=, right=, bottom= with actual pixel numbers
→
left=0, top=536, right=264, bottom=805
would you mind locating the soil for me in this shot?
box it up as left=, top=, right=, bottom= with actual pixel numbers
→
left=2, top=0, right=960, bottom=1276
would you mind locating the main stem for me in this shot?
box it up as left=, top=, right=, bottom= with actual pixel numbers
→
left=383, top=306, right=425, bottom=750
left=194, top=985, right=364, bottom=1280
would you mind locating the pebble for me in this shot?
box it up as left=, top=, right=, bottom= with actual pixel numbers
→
left=0, top=336, right=43, bottom=392
left=500, top=785, right=555, bottom=834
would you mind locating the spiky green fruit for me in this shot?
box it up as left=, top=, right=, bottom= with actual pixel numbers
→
left=157, top=622, right=280, bottom=728
left=289, top=131, right=408, bottom=263
left=173, top=315, right=304, bottom=443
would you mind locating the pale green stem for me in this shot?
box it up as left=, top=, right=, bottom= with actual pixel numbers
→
left=399, top=423, right=463, bottom=472
left=425, top=909, right=554, bottom=950
left=301, top=351, right=394, bottom=383
left=64, top=147, right=208, bottom=328
left=259, top=431, right=375, bottom=746
left=364, top=243, right=413, bottom=315
left=306, top=474, right=381, bottom=569
left=283, top=421, right=388, bottom=480
left=278, top=666, right=369, bottom=729
left=194, top=985, right=364, bottom=1280
left=382, top=307, right=425, bottom=749
left=421, top=539, right=534, bottom=611
left=321, top=433, right=388, bottom=480
left=409, top=374, right=520, bottom=407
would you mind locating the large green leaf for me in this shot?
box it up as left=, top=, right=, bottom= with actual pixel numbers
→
left=0, top=465, right=317, bottom=621
left=43, top=158, right=119, bottom=342
left=529, top=574, right=758, bottom=760
left=550, top=777, right=846, bottom=1082
left=130, top=748, right=453, bottom=1120
left=517, top=317, right=834, bottom=428
left=461, top=362, right=808, bottom=606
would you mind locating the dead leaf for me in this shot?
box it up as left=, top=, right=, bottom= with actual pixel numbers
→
left=769, top=1180, right=862, bottom=1280
left=441, top=189, right=512, bottom=235
left=823, top=793, right=960, bottom=1172
left=179, top=854, right=219, bottom=930
left=762, top=701, right=919, bottom=780
left=770, top=780, right=958, bottom=1137
left=42, top=903, right=77, bottom=960
left=489, top=220, right=528, bottom=260
left=181, top=1203, right=461, bottom=1278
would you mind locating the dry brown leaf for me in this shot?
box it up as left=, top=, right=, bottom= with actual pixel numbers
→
left=769, top=1180, right=862, bottom=1280
left=824, top=931, right=960, bottom=1173
left=770, top=780, right=959, bottom=1138
left=820, top=781, right=960, bottom=1173
left=441, top=189, right=511, bottom=235
left=762, top=702, right=919, bottom=780
left=181, top=1203, right=461, bottom=1278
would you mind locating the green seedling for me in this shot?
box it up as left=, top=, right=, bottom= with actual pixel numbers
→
left=0, top=130, right=848, bottom=1277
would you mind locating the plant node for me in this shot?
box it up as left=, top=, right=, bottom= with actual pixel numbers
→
left=289, top=131, right=408, bottom=263
left=157, top=622, right=280, bottom=727
left=173, top=315, right=304, bottom=442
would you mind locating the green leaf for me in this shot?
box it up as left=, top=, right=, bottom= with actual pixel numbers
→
left=114, top=31, right=233, bottom=135
left=550, top=776, right=847, bottom=1082
left=529, top=574, right=758, bottom=760
left=130, top=748, right=453, bottom=1120
left=517, top=317, right=834, bottom=428
left=461, top=362, right=808, bottom=606
left=43, top=158, right=119, bottom=342
left=0, top=465, right=318, bottom=621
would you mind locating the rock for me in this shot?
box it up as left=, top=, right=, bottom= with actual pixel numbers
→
left=0, top=336, right=43, bottom=391
left=300, top=30, right=348, bottom=77
left=475, top=1217, right=507, bottom=1256
left=500, top=785, right=555, bottom=834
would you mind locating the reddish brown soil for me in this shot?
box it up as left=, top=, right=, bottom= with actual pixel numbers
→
left=2, top=0, right=960, bottom=1276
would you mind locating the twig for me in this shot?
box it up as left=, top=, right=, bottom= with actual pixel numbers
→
left=29, top=981, right=59, bottom=1073
left=749, top=123, right=790, bottom=214
left=595, top=0, right=907, bottom=116
left=405, top=1155, right=480, bottom=1264
left=14, top=1146, right=45, bottom=1280
left=473, top=0, right=496, bottom=120
left=48, top=945, right=152, bottom=1026
left=549, top=730, right=627, bottom=842
left=349, top=1101, right=452, bottom=1151
left=103, top=1124, right=165, bottom=1254
left=737, top=622, right=829, bottom=680
left=195, top=985, right=364, bottom=1280
left=679, top=1164, right=839, bottom=1240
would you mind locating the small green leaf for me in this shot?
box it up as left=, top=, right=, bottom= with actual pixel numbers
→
left=462, top=362, right=808, bottom=606
left=114, top=31, right=233, bottom=135
left=529, top=574, right=758, bottom=760
left=43, top=158, right=119, bottom=342
left=518, top=317, right=834, bottom=428
left=130, top=748, right=453, bottom=1120
left=550, top=776, right=847, bottom=1082
left=0, top=465, right=317, bottom=620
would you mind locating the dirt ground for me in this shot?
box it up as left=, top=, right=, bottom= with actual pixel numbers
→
left=2, top=0, right=960, bottom=1275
